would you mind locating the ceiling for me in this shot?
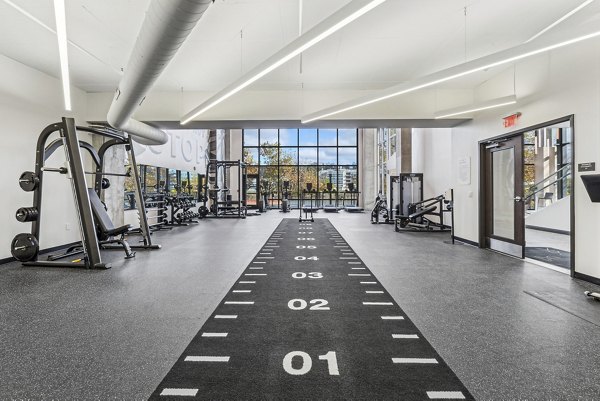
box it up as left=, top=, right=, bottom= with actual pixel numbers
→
left=0, top=0, right=598, bottom=96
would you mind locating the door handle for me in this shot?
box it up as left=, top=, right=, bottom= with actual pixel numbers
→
left=514, top=196, right=523, bottom=202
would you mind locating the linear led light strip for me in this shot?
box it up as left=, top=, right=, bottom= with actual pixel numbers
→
left=434, top=95, right=517, bottom=119
left=53, top=0, right=71, bottom=111
left=301, top=28, right=600, bottom=123
left=526, top=0, right=595, bottom=43
left=2, top=0, right=122, bottom=75
left=180, top=0, right=387, bottom=124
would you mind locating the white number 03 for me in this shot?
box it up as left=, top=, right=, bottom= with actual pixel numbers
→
left=283, top=351, right=339, bottom=376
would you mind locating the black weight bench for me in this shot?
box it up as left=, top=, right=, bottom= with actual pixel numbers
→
left=88, top=189, right=136, bottom=259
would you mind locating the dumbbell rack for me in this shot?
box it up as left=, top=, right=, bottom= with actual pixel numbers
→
left=143, top=193, right=170, bottom=231
left=166, top=195, right=200, bottom=226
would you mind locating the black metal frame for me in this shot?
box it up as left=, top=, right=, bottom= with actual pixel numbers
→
left=478, top=115, right=575, bottom=278
left=242, top=128, right=359, bottom=209
left=202, top=159, right=248, bottom=218
left=23, top=118, right=107, bottom=268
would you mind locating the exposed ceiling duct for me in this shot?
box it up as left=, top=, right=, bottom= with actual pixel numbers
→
left=107, top=0, right=212, bottom=145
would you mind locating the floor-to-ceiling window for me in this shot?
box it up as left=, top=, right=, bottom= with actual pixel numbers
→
left=243, top=128, right=358, bottom=208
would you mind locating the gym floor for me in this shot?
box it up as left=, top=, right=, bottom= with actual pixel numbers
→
left=1, top=212, right=600, bottom=400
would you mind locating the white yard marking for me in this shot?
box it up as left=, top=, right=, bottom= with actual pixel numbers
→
left=360, top=281, right=378, bottom=284
left=244, top=274, right=266, bottom=276
left=257, top=257, right=274, bottom=259
left=185, top=356, right=230, bottom=362
left=249, top=267, right=263, bottom=270
left=214, top=315, right=237, bottom=319
left=339, top=257, right=358, bottom=260
left=160, top=389, right=198, bottom=396
left=381, top=316, right=404, bottom=320
left=233, top=290, right=252, bottom=293
left=253, top=262, right=266, bottom=264
left=365, top=290, right=384, bottom=294
left=224, top=301, right=254, bottom=305
left=392, top=358, right=438, bottom=364
left=427, top=392, right=465, bottom=399
left=348, top=274, right=371, bottom=277
left=392, top=334, right=419, bottom=339
left=363, top=302, right=393, bottom=306
left=238, top=281, right=256, bottom=284
left=348, top=262, right=362, bottom=265
left=351, top=267, right=366, bottom=270
left=201, top=332, right=228, bottom=337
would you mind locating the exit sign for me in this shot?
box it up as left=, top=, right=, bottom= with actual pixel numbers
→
left=503, top=112, right=521, bottom=128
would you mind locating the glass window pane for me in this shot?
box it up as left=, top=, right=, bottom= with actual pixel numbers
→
left=299, top=166, right=318, bottom=193
left=259, top=166, right=279, bottom=208
left=244, top=129, right=258, bottom=146
left=318, top=147, right=337, bottom=165
left=318, top=166, right=338, bottom=192
left=145, top=166, right=157, bottom=191
left=280, top=129, right=298, bottom=146
left=168, top=169, right=178, bottom=194
left=280, top=166, right=299, bottom=199
left=338, top=129, right=357, bottom=146
left=319, top=129, right=337, bottom=146
left=492, top=148, right=515, bottom=240
left=524, top=145, right=535, bottom=164
left=279, top=147, right=298, bottom=165
left=523, top=131, right=536, bottom=145
left=299, top=128, right=317, bottom=146
left=247, top=165, right=258, bottom=175
left=338, top=166, right=358, bottom=192
left=260, top=147, right=278, bottom=165
left=260, top=129, right=278, bottom=146
left=562, top=144, right=572, bottom=164
left=299, top=147, right=317, bottom=165
left=338, top=147, right=357, bottom=165
left=244, top=148, right=259, bottom=165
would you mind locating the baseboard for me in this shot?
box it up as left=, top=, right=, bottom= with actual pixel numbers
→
left=574, top=272, right=600, bottom=286
left=525, top=225, right=570, bottom=236
left=452, top=236, right=479, bottom=247
left=0, top=241, right=81, bottom=266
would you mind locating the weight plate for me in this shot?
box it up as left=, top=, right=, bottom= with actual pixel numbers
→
left=19, top=171, right=39, bottom=192
left=11, top=233, right=39, bottom=262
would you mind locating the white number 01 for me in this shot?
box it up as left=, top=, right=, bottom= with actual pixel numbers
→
left=283, top=351, right=339, bottom=376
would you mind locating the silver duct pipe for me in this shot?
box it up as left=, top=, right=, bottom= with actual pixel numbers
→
left=107, top=0, right=213, bottom=145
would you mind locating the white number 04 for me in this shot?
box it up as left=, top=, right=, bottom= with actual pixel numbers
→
left=294, top=256, right=319, bottom=261
left=283, top=351, right=339, bottom=376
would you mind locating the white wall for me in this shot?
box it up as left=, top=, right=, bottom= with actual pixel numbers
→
left=0, top=54, right=88, bottom=259
left=412, top=128, right=452, bottom=199
left=525, top=196, right=571, bottom=233
left=450, top=39, right=600, bottom=280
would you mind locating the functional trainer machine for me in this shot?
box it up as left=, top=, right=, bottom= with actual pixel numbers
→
left=280, top=181, right=291, bottom=213
left=322, top=182, right=339, bottom=213
left=342, top=183, right=363, bottom=213
left=299, top=183, right=316, bottom=222
left=390, top=173, right=423, bottom=221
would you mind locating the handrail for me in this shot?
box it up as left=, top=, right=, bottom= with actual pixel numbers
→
left=527, top=164, right=570, bottom=193
left=524, top=170, right=571, bottom=201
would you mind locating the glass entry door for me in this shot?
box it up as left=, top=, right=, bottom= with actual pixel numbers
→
left=245, top=174, right=259, bottom=209
left=484, top=136, right=525, bottom=257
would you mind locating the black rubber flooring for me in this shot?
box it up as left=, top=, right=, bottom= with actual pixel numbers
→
left=150, top=218, right=473, bottom=400
left=525, top=246, right=571, bottom=270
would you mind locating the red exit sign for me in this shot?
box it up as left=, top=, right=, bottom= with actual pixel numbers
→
left=503, top=112, right=521, bottom=128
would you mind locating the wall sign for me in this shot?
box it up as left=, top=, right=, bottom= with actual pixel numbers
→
left=457, top=157, right=471, bottom=185
left=132, top=129, right=209, bottom=173
left=503, top=112, right=521, bottom=128
left=578, top=162, right=596, bottom=172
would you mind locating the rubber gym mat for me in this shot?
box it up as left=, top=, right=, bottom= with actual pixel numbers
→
left=150, top=218, right=473, bottom=400
left=525, top=246, right=570, bottom=270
